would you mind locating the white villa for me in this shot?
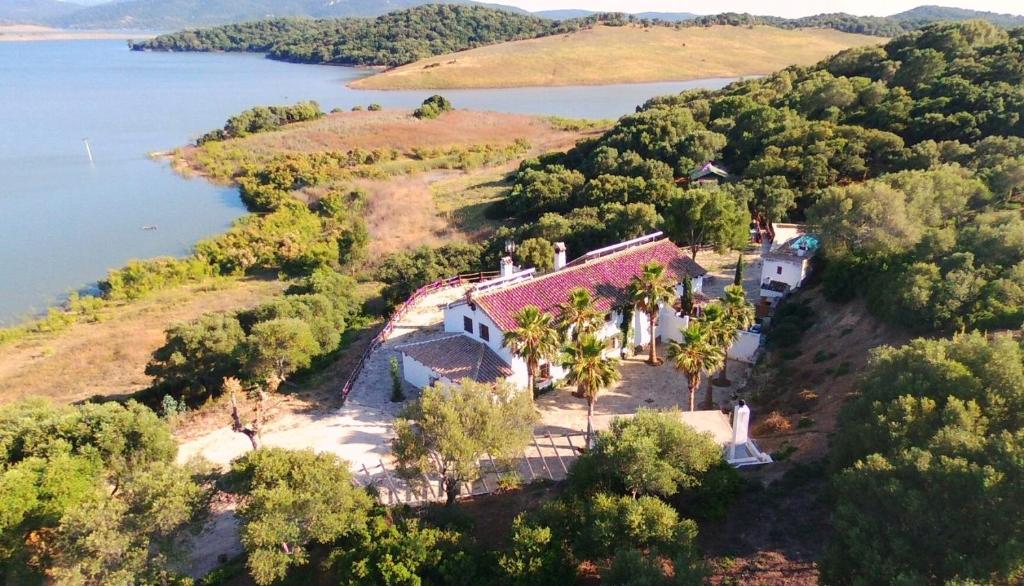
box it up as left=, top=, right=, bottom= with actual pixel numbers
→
left=398, top=233, right=707, bottom=391
left=760, top=224, right=821, bottom=304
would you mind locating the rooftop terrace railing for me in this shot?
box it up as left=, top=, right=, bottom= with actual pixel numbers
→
left=339, top=271, right=499, bottom=403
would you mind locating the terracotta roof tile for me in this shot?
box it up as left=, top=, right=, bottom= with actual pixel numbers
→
left=474, top=239, right=706, bottom=331
left=398, top=335, right=512, bottom=384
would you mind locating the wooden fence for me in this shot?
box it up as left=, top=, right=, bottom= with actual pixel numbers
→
left=339, top=271, right=499, bottom=403
left=356, top=432, right=588, bottom=506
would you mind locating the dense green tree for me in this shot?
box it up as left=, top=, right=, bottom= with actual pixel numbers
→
left=330, top=506, right=483, bottom=585
left=515, top=237, right=555, bottom=272
left=568, top=409, right=728, bottom=500
left=243, top=318, right=320, bottom=384
left=225, top=448, right=374, bottom=585
left=662, top=186, right=750, bottom=259
left=0, top=400, right=207, bottom=583
left=825, top=333, right=1024, bottom=584
left=393, top=380, right=538, bottom=505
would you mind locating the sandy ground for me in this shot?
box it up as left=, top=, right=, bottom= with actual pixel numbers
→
left=0, top=25, right=153, bottom=42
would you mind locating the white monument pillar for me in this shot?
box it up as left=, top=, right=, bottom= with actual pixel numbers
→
left=729, top=400, right=751, bottom=461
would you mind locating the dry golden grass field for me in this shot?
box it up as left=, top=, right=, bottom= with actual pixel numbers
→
left=176, top=109, right=597, bottom=257
left=0, top=278, right=285, bottom=406
left=350, top=24, right=885, bottom=90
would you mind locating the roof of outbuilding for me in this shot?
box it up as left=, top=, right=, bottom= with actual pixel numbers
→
left=472, top=238, right=706, bottom=332
left=397, top=334, right=512, bottom=384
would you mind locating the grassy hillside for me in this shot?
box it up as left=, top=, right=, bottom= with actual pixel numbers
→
left=351, top=24, right=885, bottom=90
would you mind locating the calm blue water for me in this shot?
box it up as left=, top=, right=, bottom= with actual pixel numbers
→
left=0, top=40, right=735, bottom=324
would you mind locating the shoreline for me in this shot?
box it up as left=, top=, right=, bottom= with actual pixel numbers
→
left=347, top=74, right=751, bottom=92
left=0, top=25, right=155, bottom=43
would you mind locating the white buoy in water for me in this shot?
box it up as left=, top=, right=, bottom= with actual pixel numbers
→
left=83, top=139, right=94, bottom=163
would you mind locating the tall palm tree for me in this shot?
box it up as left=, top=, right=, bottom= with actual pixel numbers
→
left=504, top=305, right=561, bottom=399
left=716, top=284, right=756, bottom=387
left=701, top=302, right=736, bottom=405
left=562, top=334, right=620, bottom=448
left=629, top=261, right=675, bottom=366
left=558, top=288, right=603, bottom=344
left=668, top=321, right=725, bottom=411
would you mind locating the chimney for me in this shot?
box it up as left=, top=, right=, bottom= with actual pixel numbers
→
left=500, top=256, right=515, bottom=278
left=727, top=400, right=751, bottom=461
left=553, top=242, right=567, bottom=270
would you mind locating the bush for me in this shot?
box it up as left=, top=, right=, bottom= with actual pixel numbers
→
left=389, top=356, right=405, bottom=402
left=414, top=95, right=454, bottom=119
left=568, top=409, right=734, bottom=500
left=197, top=101, right=323, bottom=145
left=367, top=103, right=383, bottom=111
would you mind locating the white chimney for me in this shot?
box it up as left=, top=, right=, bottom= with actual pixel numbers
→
left=500, top=256, right=515, bottom=278
left=554, top=242, right=567, bottom=270
left=728, top=400, right=751, bottom=461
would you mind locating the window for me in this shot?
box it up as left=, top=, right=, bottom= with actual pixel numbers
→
left=539, top=363, right=551, bottom=379
left=776, top=265, right=783, bottom=275
left=463, top=316, right=473, bottom=333
left=479, top=323, right=490, bottom=342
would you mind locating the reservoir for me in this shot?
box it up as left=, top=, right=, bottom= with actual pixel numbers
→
left=0, top=39, right=736, bottom=324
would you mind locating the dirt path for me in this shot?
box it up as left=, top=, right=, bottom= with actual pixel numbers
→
left=177, top=284, right=471, bottom=576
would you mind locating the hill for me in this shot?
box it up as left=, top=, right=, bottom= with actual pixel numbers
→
left=891, top=5, right=1024, bottom=27
left=0, top=0, right=81, bottom=25
left=131, top=5, right=559, bottom=67
left=50, top=0, right=523, bottom=30
left=349, top=24, right=884, bottom=90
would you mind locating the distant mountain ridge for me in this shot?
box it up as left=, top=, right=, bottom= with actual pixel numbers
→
left=0, top=0, right=82, bottom=24
left=891, top=5, right=1024, bottom=27
left=4, top=1, right=1023, bottom=31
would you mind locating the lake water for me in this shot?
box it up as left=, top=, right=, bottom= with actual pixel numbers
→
left=0, top=39, right=736, bottom=324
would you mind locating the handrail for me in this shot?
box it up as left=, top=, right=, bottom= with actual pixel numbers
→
left=339, top=271, right=500, bottom=403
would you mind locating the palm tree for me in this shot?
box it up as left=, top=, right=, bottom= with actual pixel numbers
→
left=562, top=334, right=620, bottom=448
left=668, top=321, right=725, bottom=411
left=715, top=284, right=756, bottom=387
left=558, top=288, right=603, bottom=344
left=504, top=305, right=561, bottom=399
left=701, top=302, right=736, bottom=405
left=629, top=261, right=675, bottom=365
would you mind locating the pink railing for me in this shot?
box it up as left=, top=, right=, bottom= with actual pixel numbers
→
left=339, top=271, right=499, bottom=403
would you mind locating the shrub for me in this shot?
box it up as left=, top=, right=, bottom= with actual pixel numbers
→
left=367, top=103, right=383, bottom=111
left=756, top=411, right=792, bottom=434
left=568, top=409, right=732, bottom=500
left=389, top=356, right=405, bottom=402
left=414, top=95, right=454, bottom=119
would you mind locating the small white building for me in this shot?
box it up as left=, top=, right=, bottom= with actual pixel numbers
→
left=399, top=233, right=708, bottom=391
left=760, top=227, right=820, bottom=303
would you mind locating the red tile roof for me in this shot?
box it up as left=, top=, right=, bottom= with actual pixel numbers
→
left=398, top=334, right=512, bottom=384
left=474, top=238, right=706, bottom=331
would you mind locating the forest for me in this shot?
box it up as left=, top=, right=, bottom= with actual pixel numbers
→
left=432, top=20, right=1020, bottom=583
left=130, top=5, right=564, bottom=67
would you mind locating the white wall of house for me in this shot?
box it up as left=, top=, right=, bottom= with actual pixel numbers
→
left=442, top=301, right=532, bottom=390
left=761, top=258, right=807, bottom=292
left=401, top=353, right=444, bottom=390
left=673, top=276, right=703, bottom=298
left=727, top=331, right=762, bottom=363
left=659, top=309, right=690, bottom=344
